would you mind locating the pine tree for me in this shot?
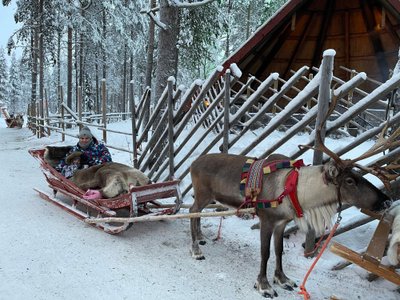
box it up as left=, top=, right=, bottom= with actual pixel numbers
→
left=0, top=48, right=9, bottom=108
left=8, top=53, right=22, bottom=113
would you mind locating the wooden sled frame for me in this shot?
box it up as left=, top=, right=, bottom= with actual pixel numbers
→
left=29, top=148, right=183, bottom=234
left=330, top=209, right=400, bottom=285
left=1, top=107, right=23, bottom=128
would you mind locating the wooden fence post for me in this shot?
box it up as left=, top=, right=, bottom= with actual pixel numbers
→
left=32, top=102, right=37, bottom=135
left=40, top=99, right=45, bottom=138
left=44, top=89, right=50, bottom=136
left=36, top=101, right=40, bottom=138
left=167, top=77, right=175, bottom=179
left=101, top=79, right=107, bottom=143
left=26, top=104, right=31, bottom=131
left=58, top=85, right=63, bottom=115
left=78, top=86, right=83, bottom=130
left=305, top=49, right=335, bottom=257
left=61, top=105, right=65, bottom=142
left=313, top=49, right=335, bottom=165
left=130, top=80, right=138, bottom=168
left=58, top=86, right=65, bottom=142
left=222, top=70, right=231, bottom=153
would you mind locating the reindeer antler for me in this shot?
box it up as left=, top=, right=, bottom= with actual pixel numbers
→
left=346, top=122, right=400, bottom=189
left=304, top=87, right=400, bottom=189
left=353, top=162, right=399, bottom=190
left=348, top=124, right=400, bottom=163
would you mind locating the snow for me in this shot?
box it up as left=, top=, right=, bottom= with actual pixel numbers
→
left=229, top=63, right=242, bottom=79
left=333, top=72, right=367, bottom=97
left=0, top=117, right=399, bottom=300
left=323, top=49, right=336, bottom=57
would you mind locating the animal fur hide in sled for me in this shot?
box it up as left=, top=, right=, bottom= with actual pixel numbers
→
left=44, top=146, right=73, bottom=167
left=70, top=162, right=151, bottom=198
left=44, top=146, right=151, bottom=198
left=387, top=204, right=400, bottom=266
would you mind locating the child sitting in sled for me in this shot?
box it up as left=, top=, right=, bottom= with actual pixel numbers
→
left=63, top=151, right=82, bottom=178
left=56, top=126, right=112, bottom=178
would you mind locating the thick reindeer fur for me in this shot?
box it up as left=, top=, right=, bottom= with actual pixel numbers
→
left=70, top=162, right=151, bottom=198
left=189, top=153, right=389, bottom=298
left=387, top=204, right=400, bottom=266
left=44, top=146, right=151, bottom=198
left=44, top=146, right=73, bottom=168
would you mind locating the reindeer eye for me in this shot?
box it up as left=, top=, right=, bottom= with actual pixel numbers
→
left=345, top=177, right=356, bottom=185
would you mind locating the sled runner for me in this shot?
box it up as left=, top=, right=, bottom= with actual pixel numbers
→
left=29, top=148, right=183, bottom=234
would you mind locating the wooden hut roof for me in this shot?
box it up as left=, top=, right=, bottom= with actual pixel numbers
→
left=223, top=0, right=400, bottom=89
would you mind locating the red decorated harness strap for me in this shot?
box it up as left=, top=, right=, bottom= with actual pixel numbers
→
left=240, top=159, right=305, bottom=218
left=280, top=169, right=303, bottom=218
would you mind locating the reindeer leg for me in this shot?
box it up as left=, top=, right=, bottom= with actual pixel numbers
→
left=273, top=221, right=297, bottom=291
left=189, top=194, right=211, bottom=260
left=255, top=215, right=277, bottom=298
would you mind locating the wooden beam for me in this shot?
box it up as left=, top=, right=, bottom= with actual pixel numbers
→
left=364, top=213, right=394, bottom=264
left=330, top=242, right=400, bottom=286
left=360, top=2, right=390, bottom=81
left=344, top=11, right=350, bottom=76
left=283, top=12, right=316, bottom=79
left=310, top=0, right=335, bottom=71
left=254, top=22, right=293, bottom=79
left=379, top=12, right=400, bottom=46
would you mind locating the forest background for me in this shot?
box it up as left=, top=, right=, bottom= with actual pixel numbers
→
left=0, top=0, right=287, bottom=117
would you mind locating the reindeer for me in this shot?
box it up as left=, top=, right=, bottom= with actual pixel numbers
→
left=5, top=113, right=24, bottom=128
left=189, top=122, right=399, bottom=297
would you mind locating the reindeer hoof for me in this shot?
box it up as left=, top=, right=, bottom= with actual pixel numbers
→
left=191, top=252, right=205, bottom=260
left=190, top=249, right=205, bottom=260
left=254, top=282, right=278, bottom=298
left=273, top=276, right=297, bottom=291
left=261, top=290, right=277, bottom=298
left=282, top=285, right=294, bottom=291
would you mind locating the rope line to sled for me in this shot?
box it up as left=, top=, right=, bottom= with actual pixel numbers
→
left=303, top=231, right=327, bottom=257
left=298, top=213, right=342, bottom=300
left=215, top=216, right=224, bottom=241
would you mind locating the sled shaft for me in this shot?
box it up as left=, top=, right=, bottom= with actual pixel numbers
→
left=85, top=208, right=256, bottom=224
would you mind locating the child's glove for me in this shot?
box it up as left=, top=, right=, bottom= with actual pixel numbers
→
left=83, top=189, right=102, bottom=200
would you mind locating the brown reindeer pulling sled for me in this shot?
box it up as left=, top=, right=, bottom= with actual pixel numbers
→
left=189, top=125, right=399, bottom=298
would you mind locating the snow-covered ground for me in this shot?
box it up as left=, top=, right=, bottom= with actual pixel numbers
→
left=0, top=117, right=399, bottom=300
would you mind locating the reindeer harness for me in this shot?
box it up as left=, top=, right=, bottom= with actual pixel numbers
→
left=240, top=158, right=305, bottom=217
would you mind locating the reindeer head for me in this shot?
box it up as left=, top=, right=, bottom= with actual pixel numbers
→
left=322, top=160, right=390, bottom=211
left=308, top=97, right=399, bottom=212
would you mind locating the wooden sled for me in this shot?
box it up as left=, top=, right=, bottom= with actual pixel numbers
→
left=330, top=209, right=400, bottom=285
left=1, top=108, right=23, bottom=128
left=29, top=148, right=183, bottom=234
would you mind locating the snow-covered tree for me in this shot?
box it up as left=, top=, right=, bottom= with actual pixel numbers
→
left=0, top=48, right=9, bottom=108
left=18, top=57, right=32, bottom=114
left=8, top=52, right=22, bottom=113
left=3, top=0, right=286, bottom=119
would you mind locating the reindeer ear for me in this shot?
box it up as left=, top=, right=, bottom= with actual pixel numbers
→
left=323, top=161, right=340, bottom=184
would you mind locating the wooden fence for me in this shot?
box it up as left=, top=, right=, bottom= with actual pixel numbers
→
left=27, top=49, right=400, bottom=201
